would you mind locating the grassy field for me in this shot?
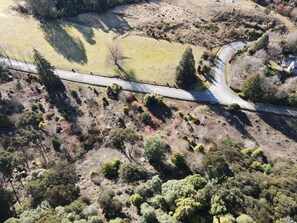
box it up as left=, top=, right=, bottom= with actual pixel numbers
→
left=0, top=0, right=206, bottom=86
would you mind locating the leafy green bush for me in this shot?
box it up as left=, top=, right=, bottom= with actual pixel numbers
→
left=241, top=148, right=253, bottom=156
left=31, top=103, right=39, bottom=112
left=241, top=73, right=263, bottom=102
left=185, top=174, right=206, bottom=190
left=109, top=217, right=130, bottom=223
left=144, top=135, right=167, bottom=163
left=119, top=163, right=145, bottom=183
left=236, top=214, right=255, bottom=223
left=110, top=128, right=136, bottom=151
left=248, top=34, right=269, bottom=55
left=102, top=159, right=122, bottom=179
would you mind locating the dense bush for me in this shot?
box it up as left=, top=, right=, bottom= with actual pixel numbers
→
left=109, top=128, right=136, bottom=151
left=119, top=163, right=145, bottom=183
left=0, top=65, right=10, bottom=83
left=227, top=103, right=241, bottom=113
left=171, top=153, right=187, bottom=168
left=248, top=34, right=269, bottom=55
left=140, top=203, right=157, bottom=223
left=143, top=94, right=163, bottom=107
left=97, top=190, right=122, bottom=217
left=107, top=83, right=123, bottom=99
left=101, top=159, right=122, bottom=179
left=16, top=112, right=43, bottom=129
left=143, top=135, right=167, bottom=164
left=140, top=112, right=152, bottom=124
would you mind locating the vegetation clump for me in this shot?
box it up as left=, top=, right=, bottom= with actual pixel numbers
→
left=102, top=159, right=122, bottom=180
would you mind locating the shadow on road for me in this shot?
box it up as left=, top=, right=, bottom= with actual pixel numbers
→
left=40, top=21, right=88, bottom=64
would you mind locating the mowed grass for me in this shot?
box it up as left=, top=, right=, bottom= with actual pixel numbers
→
left=0, top=0, right=206, bottom=86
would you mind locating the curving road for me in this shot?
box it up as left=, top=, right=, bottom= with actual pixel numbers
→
left=1, top=42, right=297, bottom=117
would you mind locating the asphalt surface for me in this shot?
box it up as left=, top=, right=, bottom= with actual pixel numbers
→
left=1, top=41, right=297, bottom=117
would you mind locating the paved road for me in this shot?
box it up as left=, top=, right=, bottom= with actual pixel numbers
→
left=1, top=42, right=297, bottom=117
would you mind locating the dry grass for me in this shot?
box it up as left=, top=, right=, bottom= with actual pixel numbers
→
left=0, top=0, right=205, bottom=85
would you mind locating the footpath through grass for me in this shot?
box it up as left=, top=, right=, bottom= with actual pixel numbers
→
left=0, top=0, right=206, bottom=86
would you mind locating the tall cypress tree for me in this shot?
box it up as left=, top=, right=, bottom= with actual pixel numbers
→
left=175, top=47, right=197, bottom=89
left=33, top=49, right=63, bottom=90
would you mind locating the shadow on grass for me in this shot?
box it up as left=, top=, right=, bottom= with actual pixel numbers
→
left=209, top=105, right=255, bottom=140
left=258, top=114, right=297, bottom=142
left=40, top=21, right=88, bottom=64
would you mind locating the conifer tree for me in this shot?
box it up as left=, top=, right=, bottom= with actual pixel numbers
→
left=33, top=49, right=63, bottom=90
left=175, top=47, right=197, bottom=88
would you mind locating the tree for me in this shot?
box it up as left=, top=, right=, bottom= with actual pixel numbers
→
left=241, top=73, right=264, bottom=102
left=33, top=49, right=63, bottom=90
left=0, top=114, right=11, bottom=129
left=107, top=41, right=126, bottom=75
left=248, top=34, right=269, bottom=55
left=25, top=0, right=58, bottom=18
left=175, top=47, right=197, bottom=89
left=143, top=135, right=167, bottom=164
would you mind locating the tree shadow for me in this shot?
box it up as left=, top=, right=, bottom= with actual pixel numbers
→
left=47, top=85, right=81, bottom=124
left=147, top=103, right=172, bottom=123
left=40, top=21, right=88, bottom=64
left=209, top=105, right=255, bottom=140
left=258, top=114, right=297, bottom=142
left=72, top=24, right=96, bottom=45
left=151, top=161, right=187, bottom=181
left=67, top=11, right=131, bottom=35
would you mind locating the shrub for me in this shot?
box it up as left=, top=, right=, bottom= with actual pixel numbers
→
left=251, top=148, right=264, bottom=159
left=16, top=112, right=43, bottom=128
left=171, top=153, right=186, bottom=168
left=143, top=94, right=163, bottom=107
left=97, top=190, right=122, bottom=217
left=0, top=113, right=11, bottom=129
left=82, top=205, right=98, bottom=217
left=109, top=128, right=136, bottom=151
left=143, top=135, right=167, bottom=163
left=119, top=163, right=145, bottom=183
left=88, top=216, right=102, bottom=223
left=107, top=83, right=122, bottom=99
left=177, top=110, right=184, bottom=118
left=130, top=194, right=143, bottom=209
left=241, top=148, right=253, bottom=156
left=134, top=185, right=147, bottom=199
left=250, top=161, right=264, bottom=172
left=140, top=112, right=152, bottom=124
left=194, top=144, right=204, bottom=153
left=102, top=159, right=122, bottom=179
left=31, top=103, right=39, bottom=112
left=227, top=103, right=241, bottom=113
left=109, top=218, right=130, bottom=223
left=70, top=90, right=78, bottom=99
left=123, top=106, right=129, bottom=114
left=248, top=34, right=269, bottom=55
left=188, top=114, right=200, bottom=125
